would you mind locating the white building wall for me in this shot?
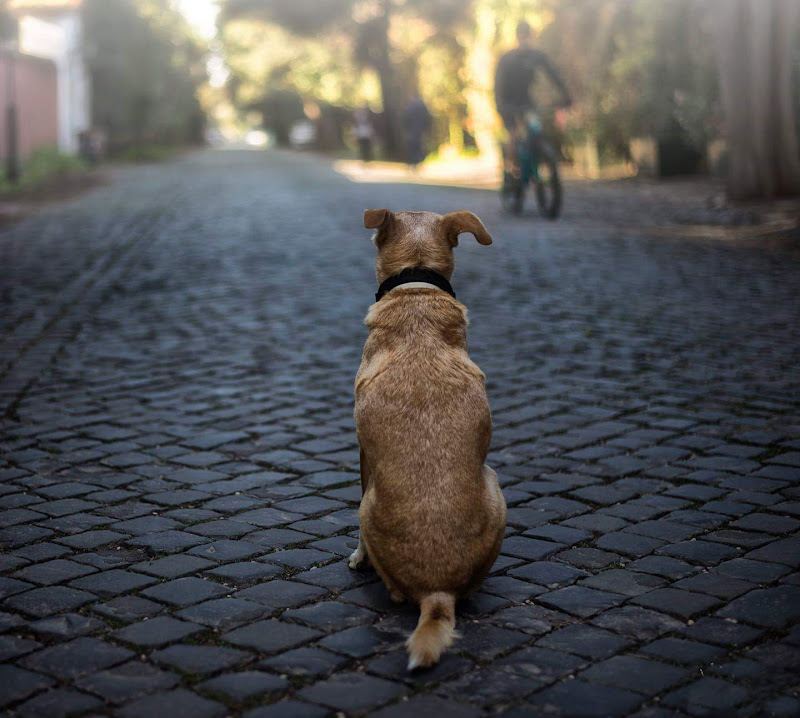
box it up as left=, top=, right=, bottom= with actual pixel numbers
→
left=19, top=11, right=90, bottom=154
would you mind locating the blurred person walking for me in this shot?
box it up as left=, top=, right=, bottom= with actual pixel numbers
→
left=354, top=106, right=375, bottom=163
left=403, top=93, right=432, bottom=169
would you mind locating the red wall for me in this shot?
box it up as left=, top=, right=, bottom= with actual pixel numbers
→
left=0, top=52, right=58, bottom=161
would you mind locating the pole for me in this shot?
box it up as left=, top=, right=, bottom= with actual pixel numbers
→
left=5, top=46, right=19, bottom=184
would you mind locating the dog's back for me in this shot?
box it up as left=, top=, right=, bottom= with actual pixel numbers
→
left=355, top=289, right=499, bottom=595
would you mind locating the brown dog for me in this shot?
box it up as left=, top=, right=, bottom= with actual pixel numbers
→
left=348, top=208, right=507, bottom=670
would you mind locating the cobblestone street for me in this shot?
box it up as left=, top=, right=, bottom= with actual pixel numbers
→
left=1, top=149, right=800, bottom=717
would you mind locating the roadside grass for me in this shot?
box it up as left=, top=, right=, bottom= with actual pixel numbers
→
left=0, top=147, right=89, bottom=198
left=0, top=142, right=187, bottom=197
left=0, top=143, right=186, bottom=211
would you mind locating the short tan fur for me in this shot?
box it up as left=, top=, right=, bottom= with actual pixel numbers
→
left=349, top=208, right=507, bottom=670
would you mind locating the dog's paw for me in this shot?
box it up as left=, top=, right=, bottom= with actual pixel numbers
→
left=390, top=591, right=406, bottom=604
left=348, top=547, right=367, bottom=570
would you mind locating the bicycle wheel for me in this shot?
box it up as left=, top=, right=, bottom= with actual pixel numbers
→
left=533, top=143, right=562, bottom=220
left=501, top=171, right=524, bottom=215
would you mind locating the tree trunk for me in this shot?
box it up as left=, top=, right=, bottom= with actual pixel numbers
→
left=373, top=0, right=405, bottom=161
left=712, top=0, right=800, bottom=199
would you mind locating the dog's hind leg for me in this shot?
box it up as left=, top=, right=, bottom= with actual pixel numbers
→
left=369, top=553, right=406, bottom=603
left=349, top=447, right=372, bottom=570
left=463, top=465, right=507, bottom=596
left=388, top=583, right=406, bottom=603
left=348, top=534, right=371, bottom=570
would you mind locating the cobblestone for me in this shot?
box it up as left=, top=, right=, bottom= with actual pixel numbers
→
left=15, top=687, right=103, bottom=717
left=197, top=670, right=288, bottom=702
left=110, top=615, right=203, bottom=647
left=75, top=661, right=180, bottom=704
left=1, top=150, right=799, bottom=715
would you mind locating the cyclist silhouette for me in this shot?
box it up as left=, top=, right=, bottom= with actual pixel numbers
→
left=494, top=20, right=572, bottom=139
left=495, top=22, right=571, bottom=218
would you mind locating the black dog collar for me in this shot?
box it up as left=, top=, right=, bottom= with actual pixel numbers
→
left=375, top=268, right=456, bottom=302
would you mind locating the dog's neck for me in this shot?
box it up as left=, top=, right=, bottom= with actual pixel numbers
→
left=390, top=281, right=441, bottom=293
left=375, top=268, right=455, bottom=303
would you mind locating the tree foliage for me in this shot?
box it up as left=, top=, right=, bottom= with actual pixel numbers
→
left=222, top=0, right=353, bottom=36
left=83, top=0, right=205, bottom=151
left=472, top=0, right=719, bottom=160
left=220, top=0, right=475, bottom=156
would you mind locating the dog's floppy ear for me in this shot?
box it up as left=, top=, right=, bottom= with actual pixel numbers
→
left=364, top=208, right=393, bottom=229
left=442, top=210, right=492, bottom=246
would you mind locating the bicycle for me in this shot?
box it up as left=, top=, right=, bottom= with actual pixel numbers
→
left=500, top=109, right=562, bottom=219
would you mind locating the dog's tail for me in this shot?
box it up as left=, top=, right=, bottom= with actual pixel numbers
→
left=406, top=591, right=457, bottom=671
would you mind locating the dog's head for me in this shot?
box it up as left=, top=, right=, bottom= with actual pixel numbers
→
left=364, top=209, right=492, bottom=283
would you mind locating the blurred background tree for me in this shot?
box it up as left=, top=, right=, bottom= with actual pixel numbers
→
left=83, top=0, right=206, bottom=155
left=533, top=0, right=720, bottom=172
left=0, top=0, right=14, bottom=41
left=221, top=0, right=476, bottom=158
left=712, top=0, right=800, bottom=199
